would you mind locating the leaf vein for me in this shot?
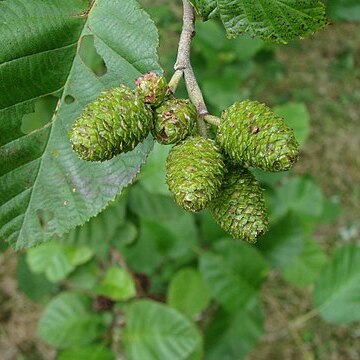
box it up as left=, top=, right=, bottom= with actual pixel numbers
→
left=0, top=41, right=78, bottom=69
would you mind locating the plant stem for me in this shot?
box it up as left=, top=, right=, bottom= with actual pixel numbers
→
left=204, top=114, right=221, bottom=126
left=175, top=0, right=195, bottom=71
left=291, top=308, right=320, bottom=328
left=168, top=70, right=183, bottom=93
left=184, top=65, right=208, bottom=116
left=173, top=0, right=208, bottom=136
left=184, top=66, right=208, bottom=136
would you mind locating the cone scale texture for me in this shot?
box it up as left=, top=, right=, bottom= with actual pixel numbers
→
left=153, top=99, right=197, bottom=145
left=69, top=86, right=153, bottom=162
left=217, top=100, right=299, bottom=172
left=166, top=137, right=225, bottom=212
left=210, top=167, right=269, bottom=243
left=135, top=72, right=170, bottom=108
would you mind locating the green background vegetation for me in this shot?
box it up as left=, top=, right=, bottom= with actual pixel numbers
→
left=0, top=0, right=360, bottom=359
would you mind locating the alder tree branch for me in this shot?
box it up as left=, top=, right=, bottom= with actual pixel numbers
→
left=184, top=65, right=208, bottom=136
left=168, top=0, right=194, bottom=92
left=174, top=0, right=195, bottom=71
left=170, top=0, right=219, bottom=136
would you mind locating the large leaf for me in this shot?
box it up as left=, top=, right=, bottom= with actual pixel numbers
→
left=216, top=0, right=327, bottom=43
left=205, top=298, right=264, bottom=360
left=191, top=0, right=218, bottom=21
left=167, top=268, right=211, bottom=318
left=313, top=245, right=360, bottom=324
left=37, top=292, right=106, bottom=348
left=0, top=0, right=161, bottom=249
left=200, top=240, right=268, bottom=311
left=123, top=300, right=202, bottom=360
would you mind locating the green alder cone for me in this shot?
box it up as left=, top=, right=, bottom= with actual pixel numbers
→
left=166, top=137, right=226, bottom=212
left=69, top=85, right=153, bottom=162
left=217, top=100, right=300, bottom=172
left=135, top=72, right=170, bottom=108
left=190, top=0, right=218, bottom=20
left=210, top=167, right=269, bottom=243
left=152, top=98, right=197, bottom=145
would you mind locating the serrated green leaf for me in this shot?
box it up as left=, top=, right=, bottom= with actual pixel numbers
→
left=191, top=0, right=218, bottom=20
left=217, top=0, right=327, bottom=43
left=205, top=298, right=264, bottom=360
left=200, top=240, right=268, bottom=311
left=58, top=345, right=115, bottom=360
left=167, top=268, right=211, bottom=318
left=62, top=198, right=127, bottom=260
left=37, top=292, right=105, bottom=348
left=96, top=266, right=136, bottom=301
left=282, top=238, right=327, bottom=286
left=313, top=245, right=360, bottom=324
left=0, top=0, right=160, bottom=249
left=123, top=300, right=202, bottom=360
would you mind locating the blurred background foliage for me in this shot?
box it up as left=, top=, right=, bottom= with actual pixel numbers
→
left=0, top=0, right=360, bottom=359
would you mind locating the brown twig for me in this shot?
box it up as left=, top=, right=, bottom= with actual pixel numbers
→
left=171, top=0, right=209, bottom=136
left=174, top=0, right=195, bottom=71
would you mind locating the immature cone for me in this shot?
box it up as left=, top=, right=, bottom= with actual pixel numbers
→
left=217, top=100, right=300, bottom=172
left=135, top=72, right=170, bottom=108
left=166, top=137, right=225, bottom=212
left=69, top=85, right=153, bottom=162
left=153, top=98, right=197, bottom=145
left=210, top=167, right=269, bottom=243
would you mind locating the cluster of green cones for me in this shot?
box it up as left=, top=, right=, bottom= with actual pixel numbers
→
left=69, top=73, right=300, bottom=244
left=166, top=99, right=299, bottom=243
